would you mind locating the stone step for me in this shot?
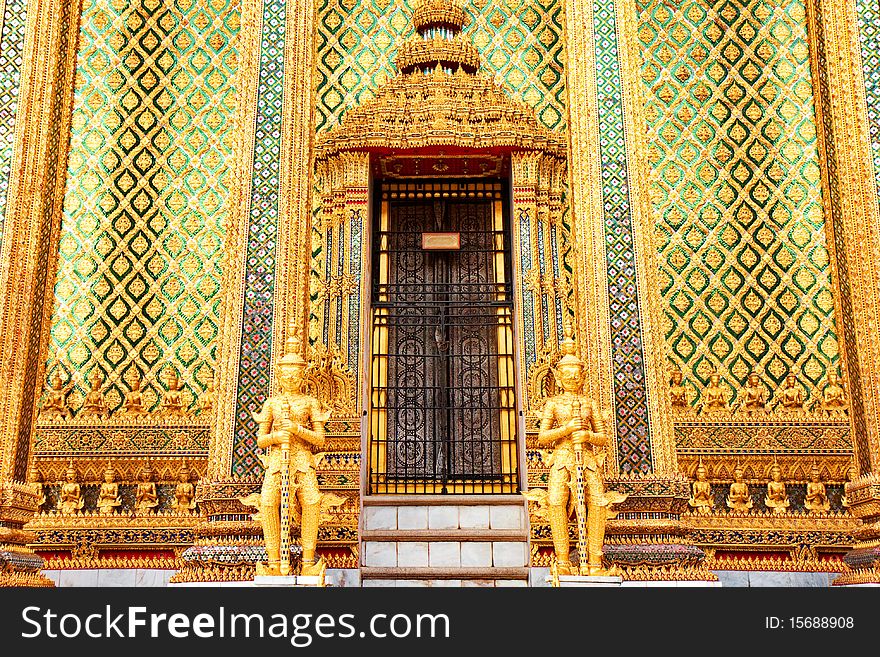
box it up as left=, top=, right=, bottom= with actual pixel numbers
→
left=364, top=580, right=528, bottom=587
left=361, top=567, right=529, bottom=582
left=362, top=529, right=527, bottom=542
left=362, top=499, right=527, bottom=532
left=363, top=538, right=529, bottom=569
left=363, top=494, right=526, bottom=506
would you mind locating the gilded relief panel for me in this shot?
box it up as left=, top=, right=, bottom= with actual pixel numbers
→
left=44, top=0, right=240, bottom=414
left=638, top=0, right=840, bottom=406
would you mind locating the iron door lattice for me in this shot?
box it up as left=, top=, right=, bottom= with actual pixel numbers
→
left=369, top=182, right=518, bottom=494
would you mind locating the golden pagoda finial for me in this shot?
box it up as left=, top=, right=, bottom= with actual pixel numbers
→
left=557, top=320, right=582, bottom=367
left=279, top=314, right=306, bottom=368
left=396, top=0, right=480, bottom=75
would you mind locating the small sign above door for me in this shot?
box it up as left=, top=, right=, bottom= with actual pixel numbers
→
left=421, top=232, right=461, bottom=250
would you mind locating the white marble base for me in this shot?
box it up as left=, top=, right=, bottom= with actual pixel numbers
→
left=169, top=581, right=254, bottom=587
left=833, top=583, right=880, bottom=587
left=44, top=569, right=175, bottom=587
left=620, top=580, right=722, bottom=587
left=252, top=575, right=323, bottom=587
left=553, top=575, right=622, bottom=587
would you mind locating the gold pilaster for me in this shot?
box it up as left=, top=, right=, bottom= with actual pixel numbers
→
left=562, top=0, right=709, bottom=580
left=208, top=0, right=264, bottom=483
left=561, top=0, right=613, bottom=423
left=181, top=0, right=320, bottom=583
left=808, top=0, right=880, bottom=584
left=0, top=0, right=81, bottom=587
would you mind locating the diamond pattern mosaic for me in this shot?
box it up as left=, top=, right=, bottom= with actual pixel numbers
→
left=0, top=0, right=29, bottom=252
left=315, top=0, right=566, bottom=133
left=594, top=0, right=653, bottom=473
left=638, top=0, right=839, bottom=407
left=857, top=0, right=880, bottom=235
left=46, top=0, right=240, bottom=414
left=231, top=0, right=285, bottom=479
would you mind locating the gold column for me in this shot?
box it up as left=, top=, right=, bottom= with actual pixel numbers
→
left=180, top=0, right=319, bottom=583
left=562, top=0, right=708, bottom=580
left=207, top=0, right=264, bottom=483
left=561, top=0, right=613, bottom=417
left=210, top=0, right=318, bottom=483
left=0, top=0, right=81, bottom=586
left=810, top=0, right=880, bottom=584
left=614, top=0, right=677, bottom=474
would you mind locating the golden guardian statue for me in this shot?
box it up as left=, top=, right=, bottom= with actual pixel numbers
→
left=244, top=327, right=331, bottom=578
left=527, top=324, right=626, bottom=577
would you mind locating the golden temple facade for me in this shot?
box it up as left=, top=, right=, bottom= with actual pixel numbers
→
left=1, top=0, right=880, bottom=587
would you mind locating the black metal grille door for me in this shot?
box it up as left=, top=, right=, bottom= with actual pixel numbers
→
left=368, top=182, right=518, bottom=494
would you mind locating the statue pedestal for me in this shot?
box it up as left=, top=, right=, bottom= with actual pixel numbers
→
left=253, top=575, right=324, bottom=587
left=551, top=575, right=622, bottom=587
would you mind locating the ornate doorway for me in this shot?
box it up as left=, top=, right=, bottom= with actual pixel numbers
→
left=367, top=181, right=518, bottom=494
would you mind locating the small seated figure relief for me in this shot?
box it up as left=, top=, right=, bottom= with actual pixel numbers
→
left=669, top=369, right=690, bottom=410
left=79, top=370, right=109, bottom=419
left=135, top=463, right=160, bottom=513
left=764, top=462, right=790, bottom=515
left=737, top=371, right=770, bottom=414
left=172, top=462, right=196, bottom=513
left=57, top=461, right=84, bottom=515
left=817, top=371, right=848, bottom=413
left=700, top=371, right=729, bottom=414
left=40, top=372, right=74, bottom=420
left=842, top=461, right=858, bottom=509
left=30, top=465, right=46, bottom=512
left=159, top=371, right=188, bottom=418
left=688, top=459, right=713, bottom=515
left=121, top=373, right=148, bottom=417
left=96, top=462, right=122, bottom=515
left=197, top=372, right=216, bottom=416
left=804, top=464, right=830, bottom=514
left=776, top=373, right=805, bottom=412
left=726, top=465, right=753, bottom=513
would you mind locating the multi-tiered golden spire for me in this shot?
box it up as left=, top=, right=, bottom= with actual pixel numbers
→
left=314, top=0, right=566, bottom=159
left=396, top=0, right=480, bottom=75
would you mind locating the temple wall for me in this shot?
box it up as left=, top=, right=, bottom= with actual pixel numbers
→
left=1, top=0, right=877, bottom=583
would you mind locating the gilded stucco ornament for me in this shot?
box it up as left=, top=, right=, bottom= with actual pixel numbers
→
left=736, top=371, right=771, bottom=414
left=765, top=460, right=790, bottom=515
left=816, top=371, right=848, bottom=414
left=669, top=369, right=689, bottom=409
left=121, top=374, right=148, bottom=417
left=726, top=464, right=752, bottom=513
left=699, top=371, right=729, bottom=414
left=80, top=370, right=109, bottom=419
left=805, top=464, right=831, bottom=514
left=775, top=374, right=806, bottom=412
left=135, top=462, right=159, bottom=514
left=159, top=371, right=188, bottom=418
left=173, top=461, right=197, bottom=513
left=315, top=0, right=566, bottom=162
